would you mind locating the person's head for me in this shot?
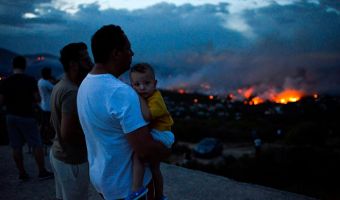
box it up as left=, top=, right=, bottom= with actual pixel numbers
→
left=41, top=67, right=52, bottom=80
left=91, top=24, right=134, bottom=75
left=130, top=63, right=157, bottom=98
left=12, top=56, right=26, bottom=71
left=59, top=42, right=93, bottom=84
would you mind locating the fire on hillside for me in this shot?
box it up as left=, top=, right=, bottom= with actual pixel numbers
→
left=172, top=85, right=318, bottom=105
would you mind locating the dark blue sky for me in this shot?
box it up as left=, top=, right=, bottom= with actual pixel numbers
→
left=0, top=0, right=339, bottom=96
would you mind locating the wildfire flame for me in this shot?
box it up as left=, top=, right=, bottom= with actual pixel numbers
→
left=271, top=89, right=304, bottom=104
left=238, top=87, right=254, bottom=99
left=178, top=89, right=186, bottom=94
left=172, top=85, right=309, bottom=106
left=250, top=96, right=264, bottom=105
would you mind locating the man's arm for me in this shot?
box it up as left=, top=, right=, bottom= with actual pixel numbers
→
left=60, top=91, right=85, bottom=146
left=33, top=91, right=41, bottom=104
left=60, top=111, right=86, bottom=146
left=126, top=126, right=170, bottom=163
left=138, top=96, right=152, bottom=121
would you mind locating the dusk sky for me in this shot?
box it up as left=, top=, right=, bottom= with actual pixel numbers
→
left=1, top=0, right=340, bottom=96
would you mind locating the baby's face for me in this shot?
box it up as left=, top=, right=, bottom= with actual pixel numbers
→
left=130, top=71, right=157, bottom=98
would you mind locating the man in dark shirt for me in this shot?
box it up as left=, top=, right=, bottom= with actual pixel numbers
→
left=0, top=56, right=53, bottom=181
left=49, top=42, right=93, bottom=200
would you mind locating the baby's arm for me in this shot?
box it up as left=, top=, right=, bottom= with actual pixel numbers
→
left=138, top=95, right=152, bottom=121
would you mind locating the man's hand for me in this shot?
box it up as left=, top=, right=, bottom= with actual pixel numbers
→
left=126, top=126, right=171, bottom=163
left=138, top=96, right=152, bottom=121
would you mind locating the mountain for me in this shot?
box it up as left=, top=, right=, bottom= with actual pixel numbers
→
left=0, top=48, right=18, bottom=76
left=25, top=54, right=63, bottom=79
left=0, top=48, right=63, bottom=79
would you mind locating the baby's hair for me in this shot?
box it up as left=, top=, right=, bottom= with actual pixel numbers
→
left=130, top=63, right=155, bottom=79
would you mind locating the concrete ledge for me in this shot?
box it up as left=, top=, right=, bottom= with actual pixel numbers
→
left=0, top=146, right=315, bottom=200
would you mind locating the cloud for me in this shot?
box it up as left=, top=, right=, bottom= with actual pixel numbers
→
left=0, top=1, right=339, bottom=95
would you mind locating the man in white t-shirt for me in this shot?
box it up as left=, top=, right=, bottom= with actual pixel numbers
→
left=38, top=67, right=54, bottom=112
left=37, top=67, right=55, bottom=144
left=77, top=25, right=170, bottom=200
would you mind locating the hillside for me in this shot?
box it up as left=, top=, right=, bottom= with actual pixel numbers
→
left=0, top=48, right=63, bottom=78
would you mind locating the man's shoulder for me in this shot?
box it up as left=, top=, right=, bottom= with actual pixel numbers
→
left=53, top=79, right=77, bottom=95
left=4, top=74, right=36, bottom=85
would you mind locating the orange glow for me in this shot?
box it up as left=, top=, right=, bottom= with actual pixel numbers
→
left=228, top=93, right=234, bottom=100
left=271, top=89, right=303, bottom=104
left=237, top=87, right=254, bottom=99
left=313, top=94, right=318, bottom=99
left=244, top=87, right=254, bottom=99
left=178, top=89, right=185, bottom=94
left=251, top=96, right=264, bottom=105
left=209, top=95, right=214, bottom=100
left=193, top=98, right=198, bottom=103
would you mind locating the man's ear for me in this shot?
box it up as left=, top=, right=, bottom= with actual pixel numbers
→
left=69, top=60, right=79, bottom=72
left=154, top=79, right=158, bottom=87
left=110, top=49, right=120, bottom=59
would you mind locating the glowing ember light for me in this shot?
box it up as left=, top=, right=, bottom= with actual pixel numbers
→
left=36, top=56, right=45, bottom=61
left=209, top=95, right=214, bottom=100
left=193, top=98, right=198, bottom=103
left=243, top=87, right=254, bottom=99
left=178, top=89, right=185, bottom=94
left=313, top=94, right=318, bottom=99
left=251, top=96, right=264, bottom=105
left=272, top=89, right=303, bottom=104
left=237, top=87, right=254, bottom=99
left=227, top=93, right=234, bottom=100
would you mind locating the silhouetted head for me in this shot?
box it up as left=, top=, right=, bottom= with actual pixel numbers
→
left=59, top=42, right=93, bottom=84
left=12, top=56, right=26, bottom=70
left=59, top=42, right=89, bottom=72
left=91, top=24, right=134, bottom=75
left=41, top=67, right=52, bottom=80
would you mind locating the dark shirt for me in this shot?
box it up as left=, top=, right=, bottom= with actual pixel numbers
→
left=0, top=73, right=38, bottom=117
left=50, top=76, right=87, bottom=164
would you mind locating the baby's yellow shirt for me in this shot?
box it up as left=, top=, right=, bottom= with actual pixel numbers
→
left=147, top=90, right=174, bottom=131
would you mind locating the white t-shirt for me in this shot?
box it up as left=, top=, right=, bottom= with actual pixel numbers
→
left=77, top=73, right=151, bottom=200
left=38, top=78, right=54, bottom=111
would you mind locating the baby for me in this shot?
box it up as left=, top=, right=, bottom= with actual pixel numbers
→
left=126, top=63, right=174, bottom=200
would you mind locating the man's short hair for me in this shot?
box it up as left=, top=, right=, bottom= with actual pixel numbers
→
left=41, top=67, right=52, bottom=80
left=130, top=63, right=155, bottom=79
left=59, top=42, right=87, bottom=72
left=12, top=56, right=26, bottom=70
left=91, top=24, right=126, bottom=64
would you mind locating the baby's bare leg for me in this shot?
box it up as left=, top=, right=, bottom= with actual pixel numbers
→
left=150, top=161, right=163, bottom=199
left=132, top=153, right=145, bottom=191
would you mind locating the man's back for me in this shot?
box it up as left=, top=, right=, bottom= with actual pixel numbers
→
left=50, top=76, right=87, bottom=164
left=77, top=73, right=151, bottom=199
left=38, top=78, right=53, bottom=112
left=0, top=74, right=37, bottom=117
